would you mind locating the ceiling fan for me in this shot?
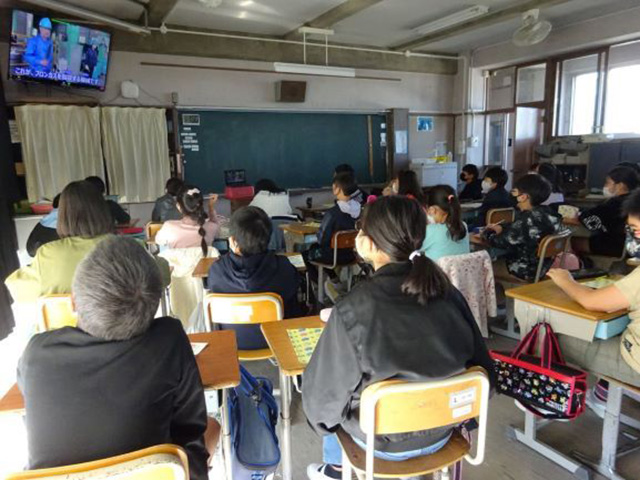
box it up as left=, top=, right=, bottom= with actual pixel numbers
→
left=513, top=9, right=552, bottom=47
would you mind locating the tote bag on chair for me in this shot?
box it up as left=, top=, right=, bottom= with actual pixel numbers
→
left=491, top=322, right=587, bottom=420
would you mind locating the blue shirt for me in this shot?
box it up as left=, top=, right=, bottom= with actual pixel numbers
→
left=421, top=223, right=470, bottom=262
left=24, top=35, right=53, bottom=72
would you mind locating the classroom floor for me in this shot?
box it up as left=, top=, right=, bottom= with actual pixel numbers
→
left=246, top=335, right=640, bottom=480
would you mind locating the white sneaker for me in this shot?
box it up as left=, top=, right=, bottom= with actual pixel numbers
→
left=307, top=463, right=340, bottom=480
left=324, top=279, right=341, bottom=304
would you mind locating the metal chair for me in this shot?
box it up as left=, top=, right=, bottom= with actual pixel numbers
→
left=38, top=294, right=76, bottom=332
left=203, top=292, right=283, bottom=361
left=337, top=368, right=490, bottom=480
left=493, top=229, right=572, bottom=339
left=309, top=230, right=358, bottom=305
left=6, top=444, right=188, bottom=480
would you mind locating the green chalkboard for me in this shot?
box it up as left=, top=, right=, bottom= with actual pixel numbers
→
left=179, top=110, right=386, bottom=192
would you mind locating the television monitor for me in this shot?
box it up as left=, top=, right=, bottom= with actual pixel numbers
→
left=224, top=169, right=247, bottom=186
left=9, top=9, right=111, bottom=91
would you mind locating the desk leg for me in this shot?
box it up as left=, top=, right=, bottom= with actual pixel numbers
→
left=280, top=370, right=292, bottom=480
left=221, top=388, right=234, bottom=480
left=491, top=297, right=520, bottom=340
left=573, top=385, right=628, bottom=480
left=510, top=411, right=590, bottom=480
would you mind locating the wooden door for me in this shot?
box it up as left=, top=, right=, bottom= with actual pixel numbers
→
left=513, top=107, right=544, bottom=181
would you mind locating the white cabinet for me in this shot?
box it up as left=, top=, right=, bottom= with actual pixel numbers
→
left=410, top=162, right=458, bottom=190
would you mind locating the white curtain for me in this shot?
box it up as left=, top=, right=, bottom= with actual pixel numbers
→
left=15, top=105, right=104, bottom=202
left=101, top=107, right=170, bottom=203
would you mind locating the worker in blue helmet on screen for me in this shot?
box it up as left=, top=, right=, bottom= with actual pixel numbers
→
left=24, top=17, right=53, bottom=73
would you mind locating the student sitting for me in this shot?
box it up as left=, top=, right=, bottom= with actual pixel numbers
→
left=6, top=181, right=114, bottom=303
left=18, top=236, right=209, bottom=479
left=208, top=207, right=301, bottom=349
left=421, top=185, right=470, bottom=261
left=84, top=176, right=131, bottom=225
left=334, top=164, right=367, bottom=205
left=155, top=186, right=219, bottom=253
left=569, top=166, right=639, bottom=257
left=303, top=172, right=360, bottom=285
left=537, top=163, right=565, bottom=206
left=473, top=166, right=514, bottom=228
left=152, top=177, right=184, bottom=222
left=382, top=170, right=424, bottom=203
left=302, top=196, right=493, bottom=480
left=546, top=189, right=640, bottom=390
left=249, top=179, right=294, bottom=218
left=26, top=193, right=60, bottom=257
left=477, top=174, right=563, bottom=281
left=459, top=164, right=483, bottom=201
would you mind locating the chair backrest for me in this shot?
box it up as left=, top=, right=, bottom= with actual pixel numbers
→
left=145, top=222, right=163, bottom=244
left=38, top=295, right=76, bottom=331
left=359, top=368, right=490, bottom=473
left=6, top=444, right=188, bottom=480
left=486, top=208, right=515, bottom=226
left=330, top=230, right=358, bottom=250
left=204, top=292, right=284, bottom=328
left=534, top=230, right=572, bottom=282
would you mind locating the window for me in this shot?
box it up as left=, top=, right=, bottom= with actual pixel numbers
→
left=556, top=54, right=601, bottom=136
left=604, top=42, right=640, bottom=135
left=516, top=63, right=546, bottom=104
left=487, top=67, right=515, bottom=111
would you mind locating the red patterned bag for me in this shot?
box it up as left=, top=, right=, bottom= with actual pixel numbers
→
left=490, top=322, right=587, bottom=420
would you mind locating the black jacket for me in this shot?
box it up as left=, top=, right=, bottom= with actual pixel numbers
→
left=302, top=262, right=494, bottom=453
left=17, top=317, right=208, bottom=480
left=473, top=187, right=515, bottom=228
left=107, top=199, right=131, bottom=225
left=208, top=251, right=302, bottom=349
left=580, top=194, right=627, bottom=257
left=309, top=203, right=358, bottom=264
left=152, top=194, right=182, bottom=222
left=26, top=223, right=59, bottom=257
left=459, top=179, right=483, bottom=201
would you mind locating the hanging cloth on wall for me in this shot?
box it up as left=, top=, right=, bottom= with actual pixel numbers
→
left=15, top=104, right=104, bottom=202
left=101, top=107, right=169, bottom=203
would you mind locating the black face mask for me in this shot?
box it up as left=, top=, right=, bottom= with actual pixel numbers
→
left=460, top=173, right=467, bottom=182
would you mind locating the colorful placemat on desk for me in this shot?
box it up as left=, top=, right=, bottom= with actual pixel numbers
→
left=287, top=328, right=323, bottom=365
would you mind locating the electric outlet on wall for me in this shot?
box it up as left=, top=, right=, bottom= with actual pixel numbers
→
left=467, top=136, right=479, bottom=148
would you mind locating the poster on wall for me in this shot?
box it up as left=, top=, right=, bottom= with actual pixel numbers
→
left=417, top=116, right=434, bottom=132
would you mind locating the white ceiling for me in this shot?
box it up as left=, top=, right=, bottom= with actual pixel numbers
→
left=10, top=0, right=640, bottom=53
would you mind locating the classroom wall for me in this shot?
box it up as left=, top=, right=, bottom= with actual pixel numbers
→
left=408, top=115, right=454, bottom=160
left=0, top=47, right=456, bottom=113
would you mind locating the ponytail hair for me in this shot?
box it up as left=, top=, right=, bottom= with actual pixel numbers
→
left=425, top=185, right=466, bottom=242
left=361, top=196, right=452, bottom=305
left=177, top=185, right=208, bottom=256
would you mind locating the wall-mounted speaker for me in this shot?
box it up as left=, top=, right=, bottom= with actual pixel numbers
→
left=275, top=81, right=307, bottom=103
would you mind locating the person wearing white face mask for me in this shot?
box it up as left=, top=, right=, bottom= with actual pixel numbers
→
left=420, top=185, right=470, bottom=261
left=471, top=167, right=514, bottom=228
left=567, top=166, right=639, bottom=257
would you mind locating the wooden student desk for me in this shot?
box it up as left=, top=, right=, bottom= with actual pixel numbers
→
left=505, top=281, right=635, bottom=480
left=0, top=331, right=240, bottom=480
left=192, top=257, right=219, bottom=278
left=297, top=204, right=333, bottom=220
left=506, top=279, right=628, bottom=342
left=261, top=316, right=325, bottom=480
left=279, top=223, right=320, bottom=253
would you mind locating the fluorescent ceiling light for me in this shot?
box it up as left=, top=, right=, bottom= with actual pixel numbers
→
left=298, top=27, right=335, bottom=36
left=414, top=5, right=489, bottom=36
left=274, top=63, right=356, bottom=78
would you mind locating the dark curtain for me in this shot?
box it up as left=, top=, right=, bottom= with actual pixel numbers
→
left=0, top=75, right=20, bottom=341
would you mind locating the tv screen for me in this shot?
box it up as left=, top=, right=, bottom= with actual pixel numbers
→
left=9, top=9, right=111, bottom=91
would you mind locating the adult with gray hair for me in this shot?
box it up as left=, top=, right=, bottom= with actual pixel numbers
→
left=17, top=236, right=209, bottom=480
